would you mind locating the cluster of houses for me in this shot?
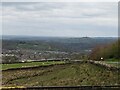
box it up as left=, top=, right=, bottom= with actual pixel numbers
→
left=2, top=49, right=72, bottom=63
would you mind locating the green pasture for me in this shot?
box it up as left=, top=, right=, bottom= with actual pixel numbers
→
left=1, top=61, right=65, bottom=70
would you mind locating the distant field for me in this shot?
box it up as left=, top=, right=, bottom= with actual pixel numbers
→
left=105, top=58, right=120, bottom=62
left=103, top=59, right=120, bottom=67
left=1, top=61, right=66, bottom=70
left=2, top=62, right=119, bottom=87
left=2, top=59, right=119, bottom=70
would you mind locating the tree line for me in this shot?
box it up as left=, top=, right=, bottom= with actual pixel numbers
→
left=89, top=39, right=120, bottom=61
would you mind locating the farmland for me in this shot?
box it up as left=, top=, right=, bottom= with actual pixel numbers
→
left=2, top=62, right=119, bottom=87
left=2, top=61, right=66, bottom=70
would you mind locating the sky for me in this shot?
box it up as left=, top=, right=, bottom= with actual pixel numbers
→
left=1, top=2, right=118, bottom=37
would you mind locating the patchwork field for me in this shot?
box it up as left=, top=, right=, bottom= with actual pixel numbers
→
left=2, top=62, right=119, bottom=87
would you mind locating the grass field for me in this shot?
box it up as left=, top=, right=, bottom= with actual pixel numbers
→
left=1, top=61, right=66, bottom=70
left=2, top=62, right=119, bottom=87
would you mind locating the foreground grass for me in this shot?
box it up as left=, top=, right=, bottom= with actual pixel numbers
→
left=2, top=62, right=119, bottom=87
left=2, top=61, right=65, bottom=70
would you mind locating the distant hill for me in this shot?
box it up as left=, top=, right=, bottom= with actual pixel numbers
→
left=2, top=35, right=118, bottom=53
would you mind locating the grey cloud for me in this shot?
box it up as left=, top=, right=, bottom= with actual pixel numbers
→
left=2, top=2, right=118, bottom=37
left=2, top=2, right=65, bottom=11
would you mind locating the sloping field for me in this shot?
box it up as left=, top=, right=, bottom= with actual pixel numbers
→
left=2, top=62, right=119, bottom=87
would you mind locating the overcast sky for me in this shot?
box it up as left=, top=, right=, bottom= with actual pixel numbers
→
left=1, top=2, right=118, bottom=37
